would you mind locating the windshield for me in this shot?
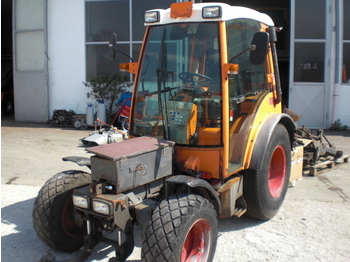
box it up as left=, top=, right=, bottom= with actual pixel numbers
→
left=130, top=22, right=222, bottom=146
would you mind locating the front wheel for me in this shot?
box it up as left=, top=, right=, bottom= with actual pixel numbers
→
left=243, top=124, right=291, bottom=220
left=32, top=170, right=91, bottom=252
left=141, top=194, right=218, bottom=262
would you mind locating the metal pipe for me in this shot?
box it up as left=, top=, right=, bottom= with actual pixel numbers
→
left=118, top=229, right=122, bottom=245
left=269, top=27, right=282, bottom=104
left=86, top=219, right=91, bottom=235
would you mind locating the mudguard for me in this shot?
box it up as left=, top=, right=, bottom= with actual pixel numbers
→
left=249, top=113, right=296, bottom=171
left=166, top=175, right=221, bottom=214
left=62, top=156, right=91, bottom=168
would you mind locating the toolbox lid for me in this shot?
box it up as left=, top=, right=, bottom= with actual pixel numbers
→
left=86, top=136, right=175, bottom=161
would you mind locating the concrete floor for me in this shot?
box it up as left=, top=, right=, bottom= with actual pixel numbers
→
left=2, top=116, right=350, bottom=261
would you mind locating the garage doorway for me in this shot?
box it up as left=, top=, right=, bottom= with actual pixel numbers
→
left=13, top=0, right=49, bottom=122
left=288, top=0, right=333, bottom=128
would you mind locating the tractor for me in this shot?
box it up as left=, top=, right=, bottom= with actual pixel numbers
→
left=33, top=2, right=298, bottom=261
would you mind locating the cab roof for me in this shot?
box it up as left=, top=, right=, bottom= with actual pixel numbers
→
left=144, top=2, right=274, bottom=27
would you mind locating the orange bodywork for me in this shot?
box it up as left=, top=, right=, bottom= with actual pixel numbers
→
left=119, top=62, right=139, bottom=75
left=219, top=21, right=230, bottom=179
left=174, top=146, right=222, bottom=179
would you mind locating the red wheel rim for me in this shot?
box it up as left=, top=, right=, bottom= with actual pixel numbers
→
left=268, top=145, right=287, bottom=197
left=181, top=219, right=212, bottom=262
left=62, top=198, right=85, bottom=238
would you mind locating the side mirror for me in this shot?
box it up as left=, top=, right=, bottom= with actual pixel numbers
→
left=109, top=33, right=117, bottom=59
left=108, top=32, right=134, bottom=62
left=250, top=32, right=269, bottom=65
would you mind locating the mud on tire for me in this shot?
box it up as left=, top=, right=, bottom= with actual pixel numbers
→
left=32, top=170, right=91, bottom=252
left=141, top=193, right=218, bottom=262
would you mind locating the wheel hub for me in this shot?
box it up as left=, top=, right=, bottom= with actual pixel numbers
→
left=62, top=198, right=85, bottom=238
left=181, top=219, right=212, bottom=262
left=268, top=145, right=287, bottom=197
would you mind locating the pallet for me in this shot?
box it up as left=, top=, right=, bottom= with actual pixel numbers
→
left=308, top=155, right=349, bottom=176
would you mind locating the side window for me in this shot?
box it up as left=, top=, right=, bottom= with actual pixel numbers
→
left=226, top=19, right=267, bottom=98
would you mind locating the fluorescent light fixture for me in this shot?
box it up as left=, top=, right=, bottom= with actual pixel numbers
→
left=202, top=6, right=221, bottom=18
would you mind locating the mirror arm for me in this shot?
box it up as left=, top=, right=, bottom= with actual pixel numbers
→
left=109, top=45, right=134, bottom=62
left=229, top=46, right=254, bottom=63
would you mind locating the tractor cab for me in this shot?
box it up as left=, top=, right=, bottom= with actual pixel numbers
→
left=120, top=2, right=279, bottom=179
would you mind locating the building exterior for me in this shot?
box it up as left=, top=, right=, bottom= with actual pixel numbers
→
left=6, top=0, right=350, bottom=128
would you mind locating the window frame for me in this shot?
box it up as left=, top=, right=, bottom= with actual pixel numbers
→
left=337, top=0, right=350, bottom=84
left=84, top=0, right=177, bottom=81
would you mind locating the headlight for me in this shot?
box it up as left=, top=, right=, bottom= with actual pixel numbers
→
left=202, top=6, right=221, bottom=18
left=73, top=195, right=89, bottom=209
left=144, top=11, right=160, bottom=23
left=93, top=200, right=112, bottom=216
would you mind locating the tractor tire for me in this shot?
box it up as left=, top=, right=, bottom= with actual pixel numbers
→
left=141, top=193, right=218, bottom=262
left=32, top=170, right=91, bottom=252
left=243, top=124, right=291, bottom=220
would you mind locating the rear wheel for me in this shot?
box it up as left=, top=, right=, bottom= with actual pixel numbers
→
left=243, top=124, right=291, bottom=220
left=32, top=170, right=91, bottom=252
left=141, top=193, right=218, bottom=262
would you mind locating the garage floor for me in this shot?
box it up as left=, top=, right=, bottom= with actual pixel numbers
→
left=2, top=116, right=350, bottom=262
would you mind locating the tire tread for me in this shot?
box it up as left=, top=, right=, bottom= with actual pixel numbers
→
left=32, top=170, right=91, bottom=252
left=141, top=194, right=216, bottom=262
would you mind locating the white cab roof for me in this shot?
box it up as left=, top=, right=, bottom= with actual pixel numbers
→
left=145, top=2, right=274, bottom=27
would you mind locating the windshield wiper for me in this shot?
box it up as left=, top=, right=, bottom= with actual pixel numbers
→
left=156, top=29, right=171, bottom=140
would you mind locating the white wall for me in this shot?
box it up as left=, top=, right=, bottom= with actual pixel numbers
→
left=47, top=0, right=93, bottom=115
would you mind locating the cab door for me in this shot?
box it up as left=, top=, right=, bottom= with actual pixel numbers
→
left=225, top=19, right=271, bottom=175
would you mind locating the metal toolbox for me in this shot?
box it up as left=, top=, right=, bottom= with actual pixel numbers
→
left=87, top=136, right=175, bottom=193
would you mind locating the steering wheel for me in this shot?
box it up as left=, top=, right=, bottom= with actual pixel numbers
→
left=178, top=72, right=214, bottom=86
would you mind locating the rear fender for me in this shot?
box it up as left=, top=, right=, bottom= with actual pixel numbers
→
left=249, top=114, right=296, bottom=171
left=165, top=175, right=221, bottom=215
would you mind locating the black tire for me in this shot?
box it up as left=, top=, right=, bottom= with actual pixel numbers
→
left=243, top=124, right=291, bottom=220
left=32, top=170, right=91, bottom=252
left=141, top=194, right=218, bottom=262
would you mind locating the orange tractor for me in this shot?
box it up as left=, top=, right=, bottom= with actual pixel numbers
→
left=33, top=2, right=299, bottom=261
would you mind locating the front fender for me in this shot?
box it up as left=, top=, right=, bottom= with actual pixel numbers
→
left=62, top=156, right=91, bottom=169
left=166, top=175, right=221, bottom=215
left=249, top=113, right=296, bottom=171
